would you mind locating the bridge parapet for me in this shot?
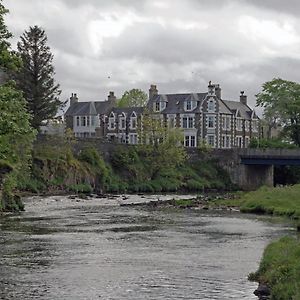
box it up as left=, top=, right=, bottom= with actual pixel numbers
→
left=237, top=148, right=300, bottom=159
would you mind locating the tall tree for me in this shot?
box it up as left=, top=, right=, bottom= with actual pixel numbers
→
left=13, top=25, right=62, bottom=129
left=118, top=88, right=148, bottom=108
left=0, top=0, right=36, bottom=210
left=256, top=78, right=300, bottom=146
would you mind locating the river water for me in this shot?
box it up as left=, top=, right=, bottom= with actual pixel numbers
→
left=0, top=195, right=292, bottom=300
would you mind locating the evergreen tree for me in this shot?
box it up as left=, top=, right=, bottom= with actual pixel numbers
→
left=13, top=25, right=62, bottom=129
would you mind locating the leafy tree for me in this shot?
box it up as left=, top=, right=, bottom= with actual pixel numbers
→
left=0, top=2, right=20, bottom=72
left=118, top=88, right=148, bottom=108
left=0, top=1, right=36, bottom=210
left=13, top=25, right=62, bottom=129
left=256, top=78, right=300, bottom=146
left=138, top=111, right=186, bottom=178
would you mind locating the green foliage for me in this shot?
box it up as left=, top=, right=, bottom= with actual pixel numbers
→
left=0, top=2, right=21, bottom=71
left=117, top=88, right=148, bottom=108
left=256, top=78, right=300, bottom=146
left=250, top=236, right=300, bottom=300
left=78, top=147, right=109, bottom=185
left=12, top=25, right=62, bottom=129
left=249, top=138, right=297, bottom=149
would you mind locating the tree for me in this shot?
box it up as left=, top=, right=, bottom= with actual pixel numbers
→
left=13, top=25, right=62, bottom=129
left=0, top=1, right=36, bottom=210
left=138, top=111, right=186, bottom=179
left=117, top=88, right=148, bottom=108
left=256, top=78, right=300, bottom=146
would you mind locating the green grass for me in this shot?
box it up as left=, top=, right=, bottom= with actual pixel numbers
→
left=216, top=185, right=300, bottom=220
left=249, top=236, right=300, bottom=300
left=239, top=185, right=300, bottom=219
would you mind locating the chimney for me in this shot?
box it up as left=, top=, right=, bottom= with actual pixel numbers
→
left=215, top=84, right=221, bottom=99
left=70, top=93, right=78, bottom=106
left=108, top=91, right=117, bottom=106
left=149, top=84, right=158, bottom=100
left=240, top=91, right=247, bottom=105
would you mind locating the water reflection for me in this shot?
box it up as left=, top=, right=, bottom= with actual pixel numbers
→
left=0, top=195, right=292, bottom=300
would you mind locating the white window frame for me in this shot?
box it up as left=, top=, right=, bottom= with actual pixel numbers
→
left=182, top=116, right=194, bottom=129
left=184, top=135, right=197, bottom=147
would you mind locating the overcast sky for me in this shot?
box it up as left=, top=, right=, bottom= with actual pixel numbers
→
left=4, top=0, right=300, bottom=111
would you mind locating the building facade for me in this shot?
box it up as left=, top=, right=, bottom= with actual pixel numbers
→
left=64, top=82, right=259, bottom=148
left=147, top=82, right=259, bottom=148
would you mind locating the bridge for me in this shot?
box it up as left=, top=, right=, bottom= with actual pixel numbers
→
left=216, top=149, right=300, bottom=190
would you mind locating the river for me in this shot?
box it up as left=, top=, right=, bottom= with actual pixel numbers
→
left=0, top=195, right=292, bottom=300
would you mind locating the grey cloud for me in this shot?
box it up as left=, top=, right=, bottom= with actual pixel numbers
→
left=242, top=0, right=300, bottom=16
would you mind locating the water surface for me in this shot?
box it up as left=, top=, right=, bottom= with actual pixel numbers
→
left=0, top=195, right=292, bottom=299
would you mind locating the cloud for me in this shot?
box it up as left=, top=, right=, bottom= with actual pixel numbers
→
left=3, top=0, right=300, bottom=112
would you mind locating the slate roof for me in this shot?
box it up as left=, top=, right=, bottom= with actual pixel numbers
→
left=65, top=101, right=112, bottom=116
left=149, top=93, right=207, bottom=114
left=222, top=100, right=255, bottom=119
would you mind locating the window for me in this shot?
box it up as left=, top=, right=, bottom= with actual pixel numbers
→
left=184, top=135, right=196, bottom=147
left=129, top=134, right=138, bottom=145
left=76, top=116, right=80, bottom=127
left=222, top=135, right=231, bottom=148
left=208, top=100, right=214, bottom=112
left=191, top=136, right=196, bottom=147
left=168, top=115, right=176, bottom=128
left=207, top=135, right=215, bottom=147
left=86, top=116, right=90, bottom=127
left=226, top=136, right=230, bottom=148
left=186, top=100, right=192, bottom=110
left=236, top=118, right=242, bottom=131
left=119, top=117, right=126, bottom=130
left=245, top=137, right=250, bottom=147
left=207, top=116, right=215, bottom=128
left=245, top=120, right=249, bottom=132
left=222, top=116, right=231, bottom=130
left=109, top=113, right=115, bottom=130
left=182, top=117, right=194, bottom=129
left=252, top=120, right=258, bottom=132
left=81, top=116, right=86, bottom=126
left=131, top=117, right=137, bottom=129
left=236, top=136, right=243, bottom=148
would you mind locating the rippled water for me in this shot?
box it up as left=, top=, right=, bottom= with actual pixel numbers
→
left=0, top=195, right=292, bottom=300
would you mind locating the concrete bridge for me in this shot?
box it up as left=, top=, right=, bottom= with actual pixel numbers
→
left=216, top=148, right=300, bottom=190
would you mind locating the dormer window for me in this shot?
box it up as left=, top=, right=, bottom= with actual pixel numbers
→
left=119, top=112, right=126, bottom=130
left=186, top=100, right=192, bottom=110
left=130, top=112, right=137, bottom=129
left=108, top=112, right=115, bottom=130
left=185, top=100, right=196, bottom=111
left=154, top=101, right=166, bottom=112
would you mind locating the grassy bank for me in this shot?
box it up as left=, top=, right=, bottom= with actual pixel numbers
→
left=249, top=236, right=300, bottom=300
left=216, top=184, right=300, bottom=220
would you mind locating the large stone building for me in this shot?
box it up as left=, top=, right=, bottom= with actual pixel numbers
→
left=64, top=82, right=259, bottom=148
